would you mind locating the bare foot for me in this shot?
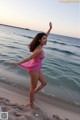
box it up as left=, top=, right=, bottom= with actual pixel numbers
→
left=31, top=104, right=39, bottom=109
left=26, top=103, right=39, bottom=109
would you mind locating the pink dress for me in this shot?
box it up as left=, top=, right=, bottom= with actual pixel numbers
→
left=20, top=52, right=44, bottom=72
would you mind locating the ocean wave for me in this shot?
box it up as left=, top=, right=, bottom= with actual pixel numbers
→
left=0, top=42, right=20, bottom=49
left=12, top=41, right=28, bottom=46
left=16, top=55, right=23, bottom=59
left=49, top=40, right=68, bottom=46
left=0, top=60, right=10, bottom=67
left=45, top=47, right=79, bottom=56
left=0, top=60, right=5, bottom=62
left=73, top=79, right=80, bottom=88
left=49, top=40, right=80, bottom=48
left=5, top=45, right=20, bottom=50
left=75, top=45, right=80, bottom=48
left=0, top=54, right=8, bottom=58
left=22, top=35, right=33, bottom=39
left=73, top=101, right=80, bottom=106
left=60, top=78, right=80, bottom=91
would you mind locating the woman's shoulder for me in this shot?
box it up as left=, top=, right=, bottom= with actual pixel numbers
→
left=33, top=47, right=44, bottom=57
left=35, top=46, right=43, bottom=52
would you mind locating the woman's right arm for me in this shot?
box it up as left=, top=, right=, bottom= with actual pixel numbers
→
left=11, top=49, right=42, bottom=67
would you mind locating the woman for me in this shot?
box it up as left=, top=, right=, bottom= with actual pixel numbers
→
left=11, top=22, right=52, bottom=108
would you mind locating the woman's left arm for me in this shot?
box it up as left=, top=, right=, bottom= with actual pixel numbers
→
left=46, top=22, right=52, bottom=37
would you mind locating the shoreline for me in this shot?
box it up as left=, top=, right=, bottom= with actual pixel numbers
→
left=0, top=23, right=30, bottom=31
left=0, top=81, right=80, bottom=120
left=0, top=81, right=80, bottom=110
left=0, top=68, right=80, bottom=108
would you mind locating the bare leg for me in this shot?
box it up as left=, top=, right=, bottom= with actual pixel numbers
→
left=33, top=83, right=37, bottom=101
left=27, top=71, right=39, bottom=108
left=34, top=71, right=47, bottom=94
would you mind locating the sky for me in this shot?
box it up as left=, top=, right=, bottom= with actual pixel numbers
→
left=0, top=0, right=80, bottom=38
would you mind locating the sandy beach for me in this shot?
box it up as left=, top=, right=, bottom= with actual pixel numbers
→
left=0, top=81, right=80, bottom=120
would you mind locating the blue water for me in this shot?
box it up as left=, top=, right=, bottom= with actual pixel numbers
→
left=0, top=25, right=80, bottom=106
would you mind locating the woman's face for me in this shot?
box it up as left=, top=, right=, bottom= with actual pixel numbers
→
left=40, top=35, right=47, bottom=45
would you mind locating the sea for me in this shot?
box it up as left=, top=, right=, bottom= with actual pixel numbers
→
left=0, top=24, right=80, bottom=106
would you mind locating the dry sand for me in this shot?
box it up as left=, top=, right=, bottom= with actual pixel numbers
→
left=0, top=81, right=80, bottom=120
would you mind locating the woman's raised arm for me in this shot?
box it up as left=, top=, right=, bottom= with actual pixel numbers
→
left=46, top=22, right=52, bottom=37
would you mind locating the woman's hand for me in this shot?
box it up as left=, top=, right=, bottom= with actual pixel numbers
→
left=49, top=22, right=52, bottom=29
left=11, top=62, right=19, bottom=67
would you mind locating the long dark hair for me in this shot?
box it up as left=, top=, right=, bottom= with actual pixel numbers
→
left=29, top=32, right=46, bottom=52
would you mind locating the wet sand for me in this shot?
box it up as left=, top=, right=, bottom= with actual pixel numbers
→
left=0, top=81, right=80, bottom=120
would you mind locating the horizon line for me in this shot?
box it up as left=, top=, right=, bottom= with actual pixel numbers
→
left=0, top=23, right=79, bottom=39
